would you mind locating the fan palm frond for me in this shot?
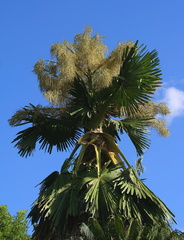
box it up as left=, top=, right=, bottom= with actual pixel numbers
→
left=103, top=41, right=162, bottom=117
left=28, top=157, right=175, bottom=239
left=78, top=41, right=163, bottom=132
left=82, top=166, right=120, bottom=222
left=69, top=75, right=96, bottom=118
left=10, top=104, right=82, bottom=157
left=119, top=117, right=151, bottom=156
left=103, top=117, right=152, bottom=155
left=29, top=169, right=77, bottom=239
left=117, top=168, right=175, bottom=225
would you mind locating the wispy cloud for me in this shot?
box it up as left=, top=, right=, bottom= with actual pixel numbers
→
left=162, top=87, right=184, bottom=122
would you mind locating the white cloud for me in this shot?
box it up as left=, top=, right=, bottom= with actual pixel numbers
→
left=163, top=87, right=184, bottom=122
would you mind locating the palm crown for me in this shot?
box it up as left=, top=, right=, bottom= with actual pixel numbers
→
left=9, top=27, right=169, bottom=157
left=9, top=27, right=173, bottom=239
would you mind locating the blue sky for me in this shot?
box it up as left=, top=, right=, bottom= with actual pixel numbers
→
left=1, top=0, right=184, bottom=234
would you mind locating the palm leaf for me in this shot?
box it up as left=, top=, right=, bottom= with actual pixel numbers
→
left=28, top=159, right=175, bottom=239
left=88, top=218, right=106, bottom=240
left=10, top=104, right=82, bottom=157
left=29, top=170, right=76, bottom=239
left=117, top=168, right=175, bottom=225
left=69, top=75, right=97, bottom=123
left=118, top=41, right=161, bottom=101
left=119, top=117, right=151, bottom=156
left=104, top=117, right=151, bottom=156
left=79, top=41, right=162, bottom=135
left=97, top=41, right=162, bottom=118
left=124, top=219, right=142, bottom=240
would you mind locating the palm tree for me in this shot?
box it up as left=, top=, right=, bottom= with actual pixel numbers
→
left=9, top=27, right=174, bottom=239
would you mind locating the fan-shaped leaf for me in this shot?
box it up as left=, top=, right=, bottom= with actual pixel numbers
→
left=11, top=104, right=82, bottom=157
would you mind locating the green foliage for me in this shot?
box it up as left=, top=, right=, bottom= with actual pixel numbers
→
left=80, top=219, right=184, bottom=240
left=0, top=205, right=31, bottom=240
left=28, top=131, right=175, bottom=239
left=9, top=27, right=170, bottom=157
left=9, top=104, right=82, bottom=157
left=9, top=27, right=178, bottom=239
